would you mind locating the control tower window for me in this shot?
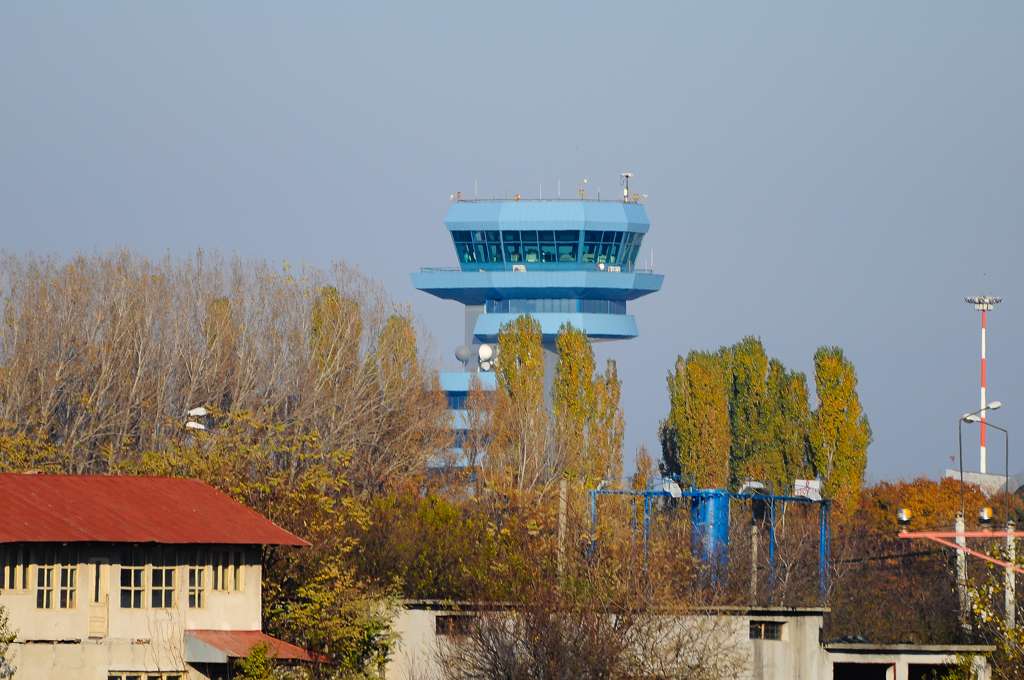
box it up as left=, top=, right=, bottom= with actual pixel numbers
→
left=451, top=229, right=505, bottom=264
left=486, top=299, right=627, bottom=315
left=504, top=242, right=523, bottom=263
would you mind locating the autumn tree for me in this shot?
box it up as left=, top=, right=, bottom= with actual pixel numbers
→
left=480, top=315, right=550, bottom=493
left=0, top=252, right=450, bottom=492
left=591, top=358, right=625, bottom=484
left=766, top=360, right=812, bottom=490
left=663, top=351, right=731, bottom=487
left=809, top=346, right=872, bottom=517
left=552, top=324, right=596, bottom=483
left=726, top=337, right=773, bottom=487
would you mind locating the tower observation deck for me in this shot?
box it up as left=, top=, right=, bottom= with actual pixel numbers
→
left=412, top=196, right=663, bottom=429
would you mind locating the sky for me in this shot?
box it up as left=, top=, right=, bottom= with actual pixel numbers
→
left=1, top=2, right=1021, bottom=483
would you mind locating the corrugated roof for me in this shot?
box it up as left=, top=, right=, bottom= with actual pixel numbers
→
left=0, top=474, right=308, bottom=546
left=186, top=630, right=315, bottom=661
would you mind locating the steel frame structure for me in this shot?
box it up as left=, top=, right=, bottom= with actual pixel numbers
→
left=587, top=487, right=831, bottom=598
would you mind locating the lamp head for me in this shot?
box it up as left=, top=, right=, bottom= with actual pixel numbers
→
left=987, top=401, right=1003, bottom=410
left=963, top=414, right=982, bottom=423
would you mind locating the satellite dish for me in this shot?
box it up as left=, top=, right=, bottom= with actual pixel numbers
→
left=478, top=344, right=494, bottom=361
left=454, top=345, right=472, bottom=363
left=480, top=360, right=492, bottom=372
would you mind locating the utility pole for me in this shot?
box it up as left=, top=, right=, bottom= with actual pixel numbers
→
left=1007, top=520, right=1017, bottom=630
left=956, top=512, right=970, bottom=634
left=965, top=296, right=1002, bottom=473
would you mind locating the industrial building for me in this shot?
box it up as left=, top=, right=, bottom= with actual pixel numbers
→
left=0, top=473, right=312, bottom=680
left=385, top=601, right=994, bottom=680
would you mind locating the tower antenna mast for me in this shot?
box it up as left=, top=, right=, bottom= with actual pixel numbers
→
left=620, top=172, right=633, bottom=203
left=965, top=295, right=1003, bottom=473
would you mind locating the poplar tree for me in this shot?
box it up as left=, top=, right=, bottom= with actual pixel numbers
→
left=591, top=358, right=625, bottom=484
left=663, top=351, right=731, bottom=488
left=486, top=315, right=548, bottom=492
left=553, top=324, right=596, bottom=482
left=766, top=360, right=812, bottom=488
left=725, top=337, right=772, bottom=487
left=809, top=346, right=872, bottom=516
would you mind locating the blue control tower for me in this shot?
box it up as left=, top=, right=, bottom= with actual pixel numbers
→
left=412, top=194, right=663, bottom=452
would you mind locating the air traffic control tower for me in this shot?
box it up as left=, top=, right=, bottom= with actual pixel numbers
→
left=412, top=192, right=663, bottom=446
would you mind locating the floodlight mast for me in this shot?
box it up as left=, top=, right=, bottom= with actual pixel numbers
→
left=965, top=295, right=1002, bottom=473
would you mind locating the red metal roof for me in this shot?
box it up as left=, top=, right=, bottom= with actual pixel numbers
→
left=186, top=629, right=315, bottom=661
left=0, top=474, right=308, bottom=546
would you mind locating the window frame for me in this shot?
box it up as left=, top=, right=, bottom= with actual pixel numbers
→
left=150, top=564, right=175, bottom=609
left=749, top=620, right=785, bottom=641
left=36, top=564, right=54, bottom=609
left=59, top=564, right=77, bottom=609
left=120, top=557, right=145, bottom=610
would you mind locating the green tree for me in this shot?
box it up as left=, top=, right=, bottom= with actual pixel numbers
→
left=725, top=337, right=772, bottom=487
left=766, top=360, right=812, bottom=489
left=663, top=351, right=731, bottom=487
left=234, top=643, right=276, bottom=680
left=809, top=346, right=872, bottom=516
left=553, top=324, right=596, bottom=482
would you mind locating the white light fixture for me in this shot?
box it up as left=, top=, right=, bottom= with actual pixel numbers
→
left=185, top=421, right=206, bottom=431
left=187, top=406, right=209, bottom=417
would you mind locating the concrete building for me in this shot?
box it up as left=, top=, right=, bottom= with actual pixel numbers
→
left=0, top=473, right=312, bottom=680
left=385, top=601, right=993, bottom=680
left=411, top=196, right=663, bottom=459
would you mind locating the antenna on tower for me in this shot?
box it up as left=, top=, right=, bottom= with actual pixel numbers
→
left=620, top=172, right=634, bottom=203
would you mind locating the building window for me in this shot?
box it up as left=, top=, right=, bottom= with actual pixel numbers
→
left=446, top=391, right=468, bottom=410
left=435, top=614, right=475, bottom=637
left=188, top=565, right=205, bottom=608
left=36, top=565, right=54, bottom=609
left=749, top=620, right=784, bottom=640
left=151, top=566, right=174, bottom=608
left=108, top=674, right=183, bottom=680
left=120, top=564, right=144, bottom=609
left=59, top=565, right=76, bottom=608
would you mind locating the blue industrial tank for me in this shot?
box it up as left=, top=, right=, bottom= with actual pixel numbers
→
left=690, top=489, right=730, bottom=567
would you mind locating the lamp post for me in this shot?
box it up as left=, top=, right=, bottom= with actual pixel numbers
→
left=964, top=415, right=1010, bottom=521
left=958, top=401, right=1003, bottom=516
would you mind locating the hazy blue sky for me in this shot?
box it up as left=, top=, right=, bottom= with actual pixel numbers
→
left=2, top=2, right=1021, bottom=482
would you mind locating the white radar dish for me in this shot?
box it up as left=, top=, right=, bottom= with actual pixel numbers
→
left=478, top=344, right=494, bottom=361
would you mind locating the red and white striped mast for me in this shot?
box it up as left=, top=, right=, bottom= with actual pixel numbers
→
left=965, top=295, right=1002, bottom=473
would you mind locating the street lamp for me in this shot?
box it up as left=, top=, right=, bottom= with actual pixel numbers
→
left=964, top=415, right=1010, bottom=522
left=957, top=401, right=1003, bottom=515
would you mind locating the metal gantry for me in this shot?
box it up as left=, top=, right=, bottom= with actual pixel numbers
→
left=587, top=487, right=831, bottom=598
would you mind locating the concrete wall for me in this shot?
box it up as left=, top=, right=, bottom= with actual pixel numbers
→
left=384, top=606, right=830, bottom=680
left=0, top=543, right=262, bottom=680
